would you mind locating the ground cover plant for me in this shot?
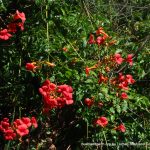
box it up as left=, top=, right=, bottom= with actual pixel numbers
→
left=0, top=0, right=150, bottom=149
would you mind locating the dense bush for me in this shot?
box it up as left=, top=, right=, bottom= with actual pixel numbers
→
left=0, top=0, right=150, bottom=149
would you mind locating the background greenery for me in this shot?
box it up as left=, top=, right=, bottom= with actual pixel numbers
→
left=0, top=0, right=150, bottom=149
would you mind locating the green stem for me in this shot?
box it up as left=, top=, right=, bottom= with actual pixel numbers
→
left=67, top=40, right=84, bottom=62
left=86, top=120, right=89, bottom=139
left=17, top=143, right=21, bottom=150
left=102, top=129, right=108, bottom=150
left=45, top=0, right=50, bottom=62
left=18, top=57, right=21, bottom=77
left=46, top=4, right=49, bottom=43
left=12, top=105, right=16, bottom=122
left=82, top=0, right=95, bottom=30
left=4, top=141, right=11, bottom=150
left=19, top=107, right=21, bottom=118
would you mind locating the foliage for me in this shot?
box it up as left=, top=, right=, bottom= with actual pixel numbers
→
left=0, top=0, right=150, bottom=149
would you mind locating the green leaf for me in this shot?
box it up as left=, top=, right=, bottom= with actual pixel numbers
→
left=141, top=70, right=146, bottom=78
left=121, top=101, right=128, bottom=112
left=50, top=76, right=55, bottom=82
left=101, top=87, right=108, bottom=94
left=65, top=70, right=72, bottom=79
left=110, top=115, right=115, bottom=122
left=85, top=79, right=93, bottom=84
left=111, top=129, right=117, bottom=135
left=115, top=49, right=122, bottom=53
left=116, top=105, right=121, bottom=113
left=82, top=37, right=87, bottom=47
left=110, top=107, right=115, bottom=114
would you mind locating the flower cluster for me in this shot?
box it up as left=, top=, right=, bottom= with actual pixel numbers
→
left=84, top=98, right=94, bottom=107
left=25, top=61, right=55, bottom=72
left=84, top=96, right=126, bottom=132
left=115, top=124, right=126, bottom=132
left=85, top=53, right=133, bottom=77
left=84, top=97, right=103, bottom=108
left=88, top=27, right=109, bottom=46
left=0, top=29, right=12, bottom=41
left=98, top=74, right=108, bottom=84
left=116, top=73, right=135, bottom=90
left=111, top=73, right=135, bottom=100
left=85, top=57, right=135, bottom=100
left=114, top=53, right=133, bottom=66
left=94, top=117, right=126, bottom=132
left=0, top=117, right=37, bottom=140
left=94, top=117, right=108, bottom=127
left=113, top=73, right=135, bottom=88
left=39, top=80, right=74, bottom=112
left=26, top=62, right=38, bottom=72
left=85, top=64, right=98, bottom=76
left=83, top=28, right=135, bottom=134
left=0, top=10, right=26, bottom=40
